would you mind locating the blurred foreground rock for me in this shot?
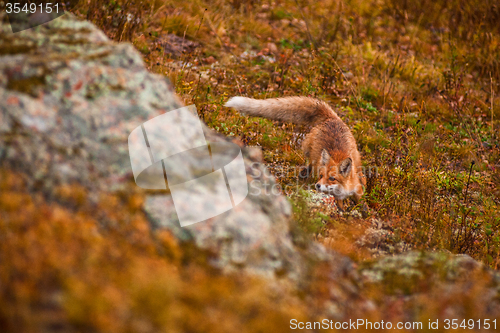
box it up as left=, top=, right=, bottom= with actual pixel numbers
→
left=360, top=251, right=500, bottom=317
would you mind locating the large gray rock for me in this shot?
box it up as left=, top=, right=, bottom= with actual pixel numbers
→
left=0, top=13, right=182, bottom=191
left=0, top=13, right=342, bottom=286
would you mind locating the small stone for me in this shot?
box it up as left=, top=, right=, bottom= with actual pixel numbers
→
left=281, top=19, right=290, bottom=26
left=343, top=71, right=354, bottom=80
left=205, top=56, right=216, bottom=64
left=245, top=146, right=263, bottom=162
left=267, top=42, right=278, bottom=53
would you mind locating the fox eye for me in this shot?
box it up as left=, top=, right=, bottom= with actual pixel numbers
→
left=328, top=176, right=335, bottom=181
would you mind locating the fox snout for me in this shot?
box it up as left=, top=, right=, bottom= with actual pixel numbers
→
left=315, top=182, right=346, bottom=198
left=315, top=183, right=336, bottom=192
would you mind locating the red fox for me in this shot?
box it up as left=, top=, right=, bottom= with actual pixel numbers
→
left=225, top=96, right=365, bottom=210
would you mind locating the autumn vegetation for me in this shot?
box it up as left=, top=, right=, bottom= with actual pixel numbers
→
left=1, top=0, right=500, bottom=331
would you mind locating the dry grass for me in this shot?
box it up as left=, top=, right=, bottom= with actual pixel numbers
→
left=2, top=0, right=500, bottom=331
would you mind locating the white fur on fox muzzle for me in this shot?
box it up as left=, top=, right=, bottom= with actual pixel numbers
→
left=318, top=184, right=351, bottom=199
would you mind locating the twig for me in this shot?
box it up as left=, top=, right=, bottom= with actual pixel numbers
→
left=202, top=6, right=241, bottom=64
left=194, top=8, right=207, bottom=38
left=329, top=54, right=361, bottom=108
left=233, top=70, right=243, bottom=94
left=490, top=72, right=494, bottom=141
left=293, top=0, right=317, bottom=50
left=464, top=160, right=474, bottom=204
left=457, top=160, right=475, bottom=252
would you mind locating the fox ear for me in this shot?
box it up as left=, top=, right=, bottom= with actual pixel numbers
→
left=320, top=149, right=330, bottom=165
left=339, top=158, right=352, bottom=176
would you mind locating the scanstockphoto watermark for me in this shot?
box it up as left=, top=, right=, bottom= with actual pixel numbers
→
left=2, top=1, right=78, bottom=33
left=290, top=318, right=497, bottom=330
left=128, top=105, right=249, bottom=227
left=290, top=319, right=423, bottom=330
left=247, top=162, right=378, bottom=197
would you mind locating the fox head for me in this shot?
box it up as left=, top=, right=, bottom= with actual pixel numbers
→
left=315, top=149, right=361, bottom=199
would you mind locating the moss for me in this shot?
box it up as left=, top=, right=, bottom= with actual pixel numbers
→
left=0, top=43, right=35, bottom=55
left=84, top=82, right=127, bottom=99
left=6, top=75, right=46, bottom=97
left=0, top=36, right=36, bottom=55
left=358, top=250, right=497, bottom=316
left=46, top=27, right=93, bottom=36
left=83, top=50, right=112, bottom=61
left=56, top=38, right=94, bottom=45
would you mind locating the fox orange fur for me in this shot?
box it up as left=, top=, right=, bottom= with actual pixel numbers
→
left=225, top=96, right=366, bottom=210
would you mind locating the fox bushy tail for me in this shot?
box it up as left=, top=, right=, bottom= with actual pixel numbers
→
left=225, top=96, right=339, bottom=126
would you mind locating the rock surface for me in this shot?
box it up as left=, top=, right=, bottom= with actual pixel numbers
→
left=359, top=251, right=500, bottom=317
left=1, top=13, right=183, bottom=191
left=0, top=13, right=345, bottom=287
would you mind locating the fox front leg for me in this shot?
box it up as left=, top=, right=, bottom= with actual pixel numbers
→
left=336, top=199, right=345, bottom=211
